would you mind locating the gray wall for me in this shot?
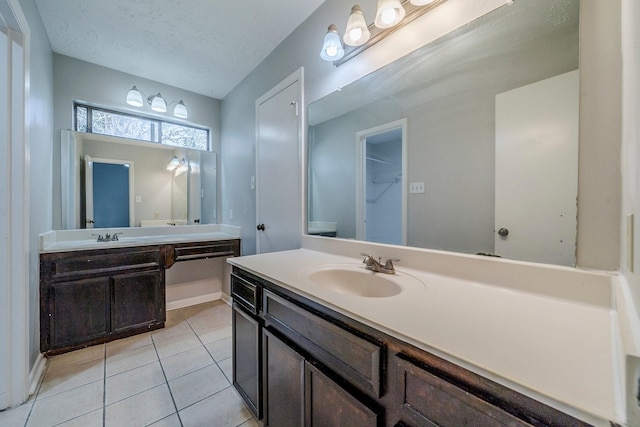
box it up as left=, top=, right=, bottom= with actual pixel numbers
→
left=52, top=54, right=223, bottom=229
left=18, top=0, right=54, bottom=371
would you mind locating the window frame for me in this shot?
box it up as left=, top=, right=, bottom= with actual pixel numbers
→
left=74, top=102, right=211, bottom=151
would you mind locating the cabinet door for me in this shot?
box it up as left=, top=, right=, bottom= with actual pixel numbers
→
left=48, top=277, right=110, bottom=349
left=263, top=328, right=304, bottom=427
left=232, top=304, right=261, bottom=418
left=305, top=362, right=379, bottom=427
left=111, top=270, right=164, bottom=333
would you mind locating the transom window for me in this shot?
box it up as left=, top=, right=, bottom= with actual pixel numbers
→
left=75, top=103, right=210, bottom=151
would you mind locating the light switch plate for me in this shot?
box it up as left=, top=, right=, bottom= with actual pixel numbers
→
left=250, top=176, right=256, bottom=190
left=409, top=182, right=425, bottom=194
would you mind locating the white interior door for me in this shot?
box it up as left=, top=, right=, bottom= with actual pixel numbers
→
left=495, top=70, right=579, bottom=266
left=256, top=70, right=303, bottom=254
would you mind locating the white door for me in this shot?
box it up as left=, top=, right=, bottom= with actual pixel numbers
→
left=256, top=69, right=303, bottom=253
left=0, top=0, right=29, bottom=409
left=495, top=70, right=579, bottom=266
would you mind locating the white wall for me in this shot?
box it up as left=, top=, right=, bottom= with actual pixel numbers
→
left=51, top=54, right=223, bottom=229
left=18, top=0, right=53, bottom=377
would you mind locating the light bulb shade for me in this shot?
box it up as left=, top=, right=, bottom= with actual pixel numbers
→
left=344, top=5, right=371, bottom=46
left=410, top=0, right=435, bottom=4
left=173, top=100, right=188, bottom=118
left=320, top=24, right=345, bottom=61
left=167, top=156, right=180, bottom=171
left=374, top=0, right=405, bottom=29
left=126, top=86, right=144, bottom=107
left=150, top=93, right=167, bottom=112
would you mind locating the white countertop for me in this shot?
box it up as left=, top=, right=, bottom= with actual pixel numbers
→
left=228, top=248, right=624, bottom=425
left=40, top=224, right=241, bottom=253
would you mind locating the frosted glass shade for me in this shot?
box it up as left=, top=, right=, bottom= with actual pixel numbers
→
left=173, top=100, right=188, bottom=118
left=320, top=24, right=345, bottom=61
left=126, top=86, right=144, bottom=107
left=410, top=0, right=435, bottom=5
left=150, top=93, right=167, bottom=112
left=374, top=0, right=405, bottom=29
left=344, top=5, right=370, bottom=47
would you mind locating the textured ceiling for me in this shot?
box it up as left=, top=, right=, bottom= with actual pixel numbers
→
left=35, top=0, right=325, bottom=99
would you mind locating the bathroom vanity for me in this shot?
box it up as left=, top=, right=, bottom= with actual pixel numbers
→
left=229, top=247, right=629, bottom=426
left=39, top=225, right=240, bottom=354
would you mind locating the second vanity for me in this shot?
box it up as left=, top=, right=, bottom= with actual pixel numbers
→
left=228, top=243, right=634, bottom=426
left=39, top=224, right=240, bottom=354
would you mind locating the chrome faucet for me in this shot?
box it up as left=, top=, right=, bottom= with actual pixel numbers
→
left=92, top=232, right=123, bottom=242
left=361, top=253, right=399, bottom=274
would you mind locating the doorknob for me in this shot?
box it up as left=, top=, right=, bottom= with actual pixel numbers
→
left=257, top=224, right=265, bottom=231
left=498, top=227, right=509, bottom=237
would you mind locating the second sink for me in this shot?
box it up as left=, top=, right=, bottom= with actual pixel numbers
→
left=306, top=265, right=414, bottom=298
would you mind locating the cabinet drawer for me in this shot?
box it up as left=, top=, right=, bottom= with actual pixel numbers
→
left=264, top=290, right=383, bottom=397
left=173, top=240, right=239, bottom=261
left=42, top=248, right=161, bottom=281
left=231, top=274, right=260, bottom=314
left=394, top=354, right=531, bottom=426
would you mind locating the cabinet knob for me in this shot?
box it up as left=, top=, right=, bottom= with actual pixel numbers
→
left=498, top=228, right=509, bottom=237
left=257, top=224, right=265, bottom=231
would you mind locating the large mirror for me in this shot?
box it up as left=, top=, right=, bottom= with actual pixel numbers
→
left=307, top=0, right=579, bottom=266
left=61, top=130, right=217, bottom=229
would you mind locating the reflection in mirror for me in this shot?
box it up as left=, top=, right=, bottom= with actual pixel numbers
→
left=307, top=0, right=579, bottom=266
left=61, top=130, right=216, bottom=229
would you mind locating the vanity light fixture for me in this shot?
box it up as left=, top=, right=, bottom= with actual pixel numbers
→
left=374, top=0, right=406, bottom=29
left=126, top=86, right=188, bottom=119
left=167, top=156, right=185, bottom=171
left=320, top=24, right=345, bottom=61
left=344, top=5, right=371, bottom=47
left=409, top=0, right=435, bottom=5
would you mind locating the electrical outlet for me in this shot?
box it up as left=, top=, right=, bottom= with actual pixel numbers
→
left=229, top=209, right=233, bottom=220
left=409, top=182, right=425, bottom=194
left=250, top=176, right=256, bottom=190
left=135, top=196, right=142, bottom=203
left=628, top=214, right=635, bottom=272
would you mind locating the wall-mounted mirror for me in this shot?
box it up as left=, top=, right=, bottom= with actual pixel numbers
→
left=61, top=130, right=217, bottom=229
left=307, top=0, right=579, bottom=266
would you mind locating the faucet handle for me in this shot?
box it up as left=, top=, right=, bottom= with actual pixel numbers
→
left=384, top=258, right=400, bottom=268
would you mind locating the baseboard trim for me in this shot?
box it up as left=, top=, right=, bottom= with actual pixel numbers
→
left=166, top=291, right=222, bottom=311
left=29, top=353, right=47, bottom=396
left=220, top=292, right=232, bottom=306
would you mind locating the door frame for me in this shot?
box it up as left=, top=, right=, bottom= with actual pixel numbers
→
left=355, top=119, right=408, bottom=245
left=0, top=0, right=30, bottom=409
left=255, top=68, right=304, bottom=253
left=84, top=155, right=135, bottom=228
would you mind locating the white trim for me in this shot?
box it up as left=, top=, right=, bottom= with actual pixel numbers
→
left=28, top=353, right=46, bottom=396
left=255, top=68, right=304, bottom=254
left=355, top=118, right=408, bottom=245
left=220, top=292, right=232, bottom=307
left=166, top=291, right=222, bottom=311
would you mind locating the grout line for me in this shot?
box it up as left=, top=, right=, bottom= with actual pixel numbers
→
left=151, top=326, right=184, bottom=427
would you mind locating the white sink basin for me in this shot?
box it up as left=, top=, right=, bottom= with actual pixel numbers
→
left=305, top=264, right=423, bottom=298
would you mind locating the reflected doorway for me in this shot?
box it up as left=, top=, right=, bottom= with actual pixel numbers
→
left=84, top=155, right=135, bottom=228
left=356, top=119, right=407, bottom=245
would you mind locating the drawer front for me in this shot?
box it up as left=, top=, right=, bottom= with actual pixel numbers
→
left=231, top=273, right=260, bottom=314
left=264, top=290, right=383, bottom=397
left=394, top=354, right=531, bottom=427
left=43, top=248, right=161, bottom=281
left=174, top=240, right=239, bottom=261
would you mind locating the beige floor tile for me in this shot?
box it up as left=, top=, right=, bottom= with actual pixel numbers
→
left=179, top=303, right=214, bottom=319
left=56, top=408, right=103, bottom=427
left=104, top=384, right=175, bottom=427
left=148, top=413, right=182, bottom=427
left=28, top=381, right=103, bottom=427
left=169, top=364, right=230, bottom=410
left=38, top=358, right=104, bottom=399
left=150, top=320, right=193, bottom=342
left=179, top=387, right=252, bottom=427
left=105, top=343, right=158, bottom=377
left=105, top=361, right=166, bottom=405
left=0, top=400, right=33, bottom=427
left=218, top=357, right=233, bottom=383
left=205, top=336, right=232, bottom=362
left=193, top=321, right=232, bottom=344
left=154, top=331, right=201, bottom=360
left=160, top=345, right=214, bottom=381
left=238, top=417, right=260, bottom=427
left=47, top=344, right=105, bottom=369
left=105, top=332, right=152, bottom=356
left=165, top=309, right=186, bottom=326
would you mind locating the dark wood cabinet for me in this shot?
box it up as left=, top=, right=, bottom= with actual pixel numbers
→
left=231, top=266, right=594, bottom=427
left=112, top=270, right=164, bottom=333
left=232, top=303, right=262, bottom=418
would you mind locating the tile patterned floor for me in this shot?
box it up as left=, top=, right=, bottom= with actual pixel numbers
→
left=0, top=301, right=259, bottom=427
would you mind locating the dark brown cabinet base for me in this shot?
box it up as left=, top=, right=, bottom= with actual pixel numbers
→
left=231, top=266, right=594, bottom=427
